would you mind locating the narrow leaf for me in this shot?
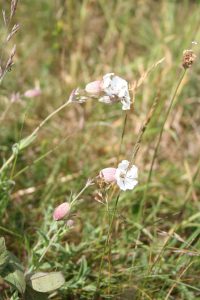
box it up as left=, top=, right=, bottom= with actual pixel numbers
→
left=0, top=237, right=9, bottom=273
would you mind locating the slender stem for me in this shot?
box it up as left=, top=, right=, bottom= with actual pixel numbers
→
left=130, top=95, right=159, bottom=165
left=70, top=179, right=92, bottom=207
left=0, top=99, right=71, bottom=175
left=96, top=192, right=120, bottom=291
left=0, top=102, right=12, bottom=123
left=128, top=69, right=187, bottom=285
left=117, top=112, right=128, bottom=163
left=0, top=225, right=22, bottom=238
left=0, top=153, right=15, bottom=175
left=178, top=155, right=200, bottom=217
left=140, top=69, right=187, bottom=219
left=38, top=227, right=62, bottom=264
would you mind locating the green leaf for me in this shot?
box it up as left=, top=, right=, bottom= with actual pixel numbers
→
left=0, top=237, right=9, bottom=273
left=4, top=268, right=26, bottom=293
left=3, top=252, right=26, bottom=293
left=82, top=284, right=97, bottom=292
left=18, top=134, right=37, bottom=150
left=12, top=133, right=37, bottom=154
left=28, top=272, right=65, bottom=293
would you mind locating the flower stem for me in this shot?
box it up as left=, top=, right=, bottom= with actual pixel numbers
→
left=70, top=179, right=93, bottom=207
left=117, top=112, right=128, bottom=163
left=38, top=227, right=63, bottom=264
left=96, top=192, right=120, bottom=291
left=128, top=68, right=187, bottom=286
left=0, top=99, right=71, bottom=175
left=130, top=94, right=159, bottom=165
left=140, top=69, right=186, bottom=219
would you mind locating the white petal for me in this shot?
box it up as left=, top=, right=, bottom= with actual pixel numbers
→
left=116, top=178, right=127, bottom=191
left=99, top=95, right=113, bottom=104
left=117, top=160, right=129, bottom=171
left=102, top=73, right=114, bottom=89
left=101, top=74, right=131, bottom=108
left=128, top=165, right=138, bottom=179
left=125, top=179, right=138, bottom=190
left=121, top=100, right=131, bottom=110
left=115, top=168, right=121, bottom=180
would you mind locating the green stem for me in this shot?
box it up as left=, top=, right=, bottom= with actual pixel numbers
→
left=96, top=192, right=120, bottom=291
left=117, top=112, right=128, bottom=163
left=38, top=227, right=62, bottom=264
left=128, top=68, right=187, bottom=286
left=0, top=99, right=71, bottom=175
left=140, top=69, right=186, bottom=219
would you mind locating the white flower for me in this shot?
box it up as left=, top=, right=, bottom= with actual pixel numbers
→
left=100, top=73, right=131, bottom=110
left=115, top=160, right=138, bottom=191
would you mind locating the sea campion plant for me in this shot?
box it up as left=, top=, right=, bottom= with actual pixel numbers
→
left=0, top=2, right=198, bottom=299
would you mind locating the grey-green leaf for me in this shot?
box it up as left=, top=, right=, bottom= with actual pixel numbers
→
left=3, top=251, right=26, bottom=293
left=5, top=268, right=26, bottom=293
left=28, top=272, right=65, bottom=293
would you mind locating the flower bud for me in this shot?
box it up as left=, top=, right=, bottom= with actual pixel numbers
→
left=99, top=167, right=117, bottom=183
left=85, top=80, right=102, bottom=95
left=24, top=88, right=41, bottom=98
left=53, top=202, right=70, bottom=221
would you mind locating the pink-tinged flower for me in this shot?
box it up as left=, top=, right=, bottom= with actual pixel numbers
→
left=99, top=167, right=117, bottom=183
left=53, top=202, right=70, bottom=221
left=85, top=80, right=102, bottom=95
left=24, top=88, right=41, bottom=98
left=100, top=73, right=131, bottom=110
left=84, top=74, right=131, bottom=110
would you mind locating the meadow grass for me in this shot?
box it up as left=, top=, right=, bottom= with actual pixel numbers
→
left=0, top=0, right=200, bottom=299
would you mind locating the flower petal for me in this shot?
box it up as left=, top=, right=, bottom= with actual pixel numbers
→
left=117, top=160, right=130, bottom=171
left=85, top=80, right=102, bottom=95
left=127, top=165, right=138, bottom=179
left=100, top=167, right=117, bottom=183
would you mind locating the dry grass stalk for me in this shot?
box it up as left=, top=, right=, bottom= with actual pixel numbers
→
left=0, top=1, right=19, bottom=83
left=10, top=0, right=18, bottom=19
left=130, top=94, right=160, bottom=163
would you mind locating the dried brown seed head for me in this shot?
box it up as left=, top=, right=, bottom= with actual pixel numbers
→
left=182, top=49, right=197, bottom=69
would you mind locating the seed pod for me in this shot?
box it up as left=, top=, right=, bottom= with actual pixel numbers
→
left=182, top=49, right=196, bottom=69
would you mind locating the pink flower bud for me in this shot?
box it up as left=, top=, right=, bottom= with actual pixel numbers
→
left=99, top=167, right=117, bottom=183
left=53, top=202, right=70, bottom=221
left=24, top=88, right=41, bottom=98
left=85, top=80, right=102, bottom=95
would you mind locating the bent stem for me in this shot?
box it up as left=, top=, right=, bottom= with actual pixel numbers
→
left=0, top=99, right=71, bottom=175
